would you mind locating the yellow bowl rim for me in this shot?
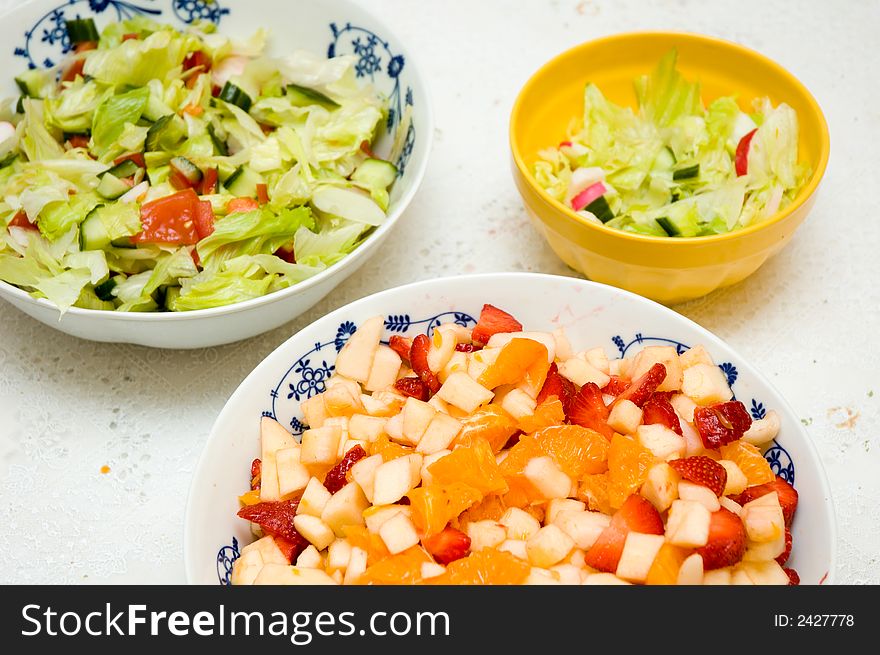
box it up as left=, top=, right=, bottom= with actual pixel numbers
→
left=509, top=30, right=830, bottom=246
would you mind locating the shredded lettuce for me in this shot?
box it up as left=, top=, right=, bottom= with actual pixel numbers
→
left=197, top=207, right=314, bottom=264
left=91, top=87, right=150, bottom=158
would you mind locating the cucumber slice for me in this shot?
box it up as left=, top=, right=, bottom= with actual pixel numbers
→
left=352, top=158, right=397, bottom=189
left=97, top=173, right=131, bottom=200
left=207, top=123, right=228, bottom=156
left=286, top=84, right=340, bottom=109
left=218, top=82, right=252, bottom=112
left=672, top=164, right=700, bottom=181
left=145, top=114, right=186, bottom=152
left=65, top=18, right=99, bottom=44
left=94, top=277, right=118, bottom=301
left=312, top=186, right=385, bottom=226
left=163, top=286, right=181, bottom=310
left=224, top=166, right=263, bottom=196
left=170, top=156, right=203, bottom=186
left=105, top=159, right=140, bottom=179
left=585, top=195, right=614, bottom=223
left=653, top=146, right=676, bottom=170
left=80, top=210, right=112, bottom=251
left=14, top=69, right=48, bottom=98
left=655, top=217, right=680, bottom=237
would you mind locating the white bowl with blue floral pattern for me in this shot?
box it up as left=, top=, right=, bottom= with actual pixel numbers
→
left=184, top=273, right=837, bottom=584
left=0, top=0, right=432, bottom=347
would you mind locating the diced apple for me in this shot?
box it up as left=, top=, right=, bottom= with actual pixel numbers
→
left=739, top=560, right=790, bottom=585
left=553, top=510, right=611, bottom=550
left=350, top=453, right=383, bottom=502
left=327, top=539, right=352, bottom=573
left=566, top=548, right=587, bottom=568
left=741, top=493, right=784, bottom=542
left=524, top=456, right=572, bottom=500
left=583, top=573, right=631, bottom=585
left=702, top=568, right=732, bottom=585
left=416, top=413, right=462, bottom=454
left=428, top=395, right=451, bottom=414
left=466, top=520, right=507, bottom=551
left=616, top=532, right=665, bottom=583
left=378, top=511, right=419, bottom=554
left=741, top=410, right=781, bottom=446
left=439, top=351, right=468, bottom=383
left=730, top=567, right=756, bottom=585
left=637, top=424, right=686, bottom=460
left=550, top=564, right=585, bottom=585
left=641, top=463, right=681, bottom=512
left=488, top=331, right=556, bottom=363
left=678, top=480, right=721, bottom=511
left=499, top=507, right=541, bottom=540
left=558, top=356, right=610, bottom=388
left=420, top=562, right=447, bottom=579
left=679, top=419, right=704, bottom=457
left=323, top=382, right=364, bottom=417
left=364, top=504, right=412, bottom=534
left=334, top=316, right=384, bottom=383
left=230, top=549, right=264, bottom=585
left=276, top=446, right=310, bottom=497
left=665, top=499, right=711, bottom=548
left=259, top=417, right=299, bottom=502
left=718, top=459, right=749, bottom=496
left=584, top=347, right=610, bottom=375
left=348, top=414, right=386, bottom=443
left=677, top=553, right=705, bottom=585
left=365, top=345, right=402, bottom=392
left=527, top=524, right=575, bottom=568
left=300, top=426, right=342, bottom=466
left=631, top=346, right=683, bottom=392
left=344, top=547, right=368, bottom=585
left=680, top=345, right=713, bottom=369
left=292, top=514, right=335, bottom=550
left=669, top=394, right=698, bottom=423
left=244, top=535, right=290, bottom=566
left=501, top=388, right=537, bottom=420
left=321, top=483, right=369, bottom=536
left=607, top=399, right=644, bottom=435
left=362, top=392, right=402, bottom=417
left=719, top=496, right=743, bottom=516
left=466, top=347, right=500, bottom=381
left=437, top=372, right=494, bottom=413
left=498, top=539, right=529, bottom=560
left=384, top=412, right=405, bottom=442
left=545, top=499, right=586, bottom=525
left=301, top=394, right=328, bottom=429
left=372, top=454, right=422, bottom=505
left=427, top=326, right=459, bottom=373
left=681, top=364, right=733, bottom=405
left=743, top=533, right=786, bottom=562
left=253, top=564, right=337, bottom=585
left=295, top=545, right=323, bottom=569
left=401, top=397, right=436, bottom=445
left=296, top=477, right=332, bottom=517
left=552, top=328, right=574, bottom=361
left=525, top=568, right=561, bottom=585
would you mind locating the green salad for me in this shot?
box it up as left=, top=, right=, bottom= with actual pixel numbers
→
left=0, top=17, right=404, bottom=313
left=534, top=50, right=809, bottom=237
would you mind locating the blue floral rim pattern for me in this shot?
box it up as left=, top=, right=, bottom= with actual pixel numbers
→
left=217, top=317, right=796, bottom=583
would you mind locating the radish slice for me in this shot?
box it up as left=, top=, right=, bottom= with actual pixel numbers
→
left=558, top=140, right=572, bottom=148
left=763, top=185, right=783, bottom=218
left=0, top=121, right=17, bottom=158
left=565, top=166, right=604, bottom=204
left=8, top=226, right=31, bottom=247
left=735, top=129, right=757, bottom=177
left=120, top=181, right=149, bottom=204
left=212, top=55, right=249, bottom=89
left=571, top=181, right=606, bottom=211
left=312, top=186, right=385, bottom=226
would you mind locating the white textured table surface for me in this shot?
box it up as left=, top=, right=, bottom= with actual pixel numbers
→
left=0, top=0, right=877, bottom=584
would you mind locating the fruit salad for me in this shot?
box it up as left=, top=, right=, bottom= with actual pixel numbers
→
left=231, top=304, right=799, bottom=585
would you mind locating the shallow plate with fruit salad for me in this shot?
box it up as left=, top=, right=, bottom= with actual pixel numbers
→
left=185, top=273, right=835, bottom=584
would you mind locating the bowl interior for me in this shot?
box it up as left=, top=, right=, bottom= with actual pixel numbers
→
left=185, top=273, right=835, bottom=585
left=512, top=32, right=828, bottom=226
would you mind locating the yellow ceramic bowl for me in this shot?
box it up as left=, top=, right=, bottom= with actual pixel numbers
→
left=510, top=32, right=829, bottom=304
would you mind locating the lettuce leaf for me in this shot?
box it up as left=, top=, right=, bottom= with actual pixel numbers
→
left=84, top=30, right=194, bottom=87
left=37, top=192, right=101, bottom=241
left=171, top=269, right=274, bottom=311
left=635, top=49, right=702, bottom=128
left=197, top=206, right=314, bottom=263
left=91, top=87, right=150, bottom=158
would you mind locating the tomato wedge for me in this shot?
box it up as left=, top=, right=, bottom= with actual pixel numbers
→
left=227, top=197, right=260, bottom=214
left=256, top=183, right=269, bottom=206
left=193, top=200, right=215, bottom=240
left=133, top=189, right=199, bottom=245
left=114, top=152, right=146, bottom=168
left=200, top=167, right=218, bottom=195
left=66, top=134, right=90, bottom=149
left=8, top=210, right=38, bottom=231
left=62, top=58, right=86, bottom=83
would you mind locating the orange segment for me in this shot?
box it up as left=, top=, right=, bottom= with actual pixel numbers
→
left=430, top=548, right=530, bottom=585
left=456, top=494, right=508, bottom=530
left=408, top=482, right=483, bottom=536
left=607, top=434, right=654, bottom=509
left=428, top=437, right=508, bottom=495
left=359, top=546, right=431, bottom=585
left=343, top=525, right=390, bottom=565
left=454, top=405, right=520, bottom=453
left=645, top=544, right=690, bottom=585
left=719, top=441, right=775, bottom=486
left=238, top=489, right=261, bottom=506
left=370, top=434, right=414, bottom=462
left=578, top=473, right=612, bottom=514
left=500, top=425, right=609, bottom=480
left=517, top=398, right=566, bottom=433
left=478, top=339, right=549, bottom=390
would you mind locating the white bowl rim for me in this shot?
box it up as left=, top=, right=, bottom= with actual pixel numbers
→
left=183, top=271, right=837, bottom=583
left=0, top=0, right=435, bottom=322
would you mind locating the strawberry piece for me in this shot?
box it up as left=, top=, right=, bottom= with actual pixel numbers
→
left=602, top=376, right=631, bottom=396
left=642, top=394, right=683, bottom=435
left=536, top=363, right=578, bottom=416
left=613, top=363, right=666, bottom=408
left=695, top=507, right=746, bottom=570
left=323, top=445, right=367, bottom=493
left=250, top=458, right=262, bottom=491
left=410, top=333, right=441, bottom=393
left=784, top=568, right=800, bottom=585
left=733, top=476, right=798, bottom=527
left=394, top=377, right=430, bottom=401
left=470, top=304, right=523, bottom=346
left=272, top=535, right=303, bottom=563
left=423, top=527, right=471, bottom=565
left=693, top=401, right=752, bottom=449
left=776, top=528, right=792, bottom=566
left=455, top=343, right=481, bottom=353
left=669, top=456, right=727, bottom=496
left=567, top=382, right=614, bottom=439
left=584, top=495, right=663, bottom=572
left=389, top=335, right=412, bottom=363
left=237, top=499, right=308, bottom=557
